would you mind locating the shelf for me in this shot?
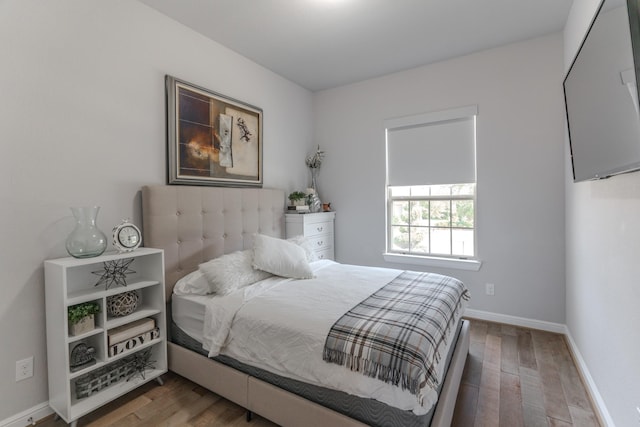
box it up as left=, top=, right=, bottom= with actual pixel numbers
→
left=106, top=308, right=161, bottom=329
left=67, top=280, right=160, bottom=305
left=45, top=248, right=167, bottom=425
left=67, top=327, right=104, bottom=344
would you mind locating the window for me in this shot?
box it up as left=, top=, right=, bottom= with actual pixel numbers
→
left=384, top=105, right=478, bottom=264
left=388, top=184, right=475, bottom=257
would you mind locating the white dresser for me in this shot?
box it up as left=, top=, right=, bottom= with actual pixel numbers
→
left=285, top=212, right=336, bottom=260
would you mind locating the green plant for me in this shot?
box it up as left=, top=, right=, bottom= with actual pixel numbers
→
left=68, top=301, right=100, bottom=325
left=288, top=191, right=306, bottom=202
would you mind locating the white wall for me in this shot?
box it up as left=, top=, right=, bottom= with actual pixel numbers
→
left=314, top=34, right=566, bottom=324
left=564, top=1, right=640, bottom=425
left=0, top=0, right=313, bottom=421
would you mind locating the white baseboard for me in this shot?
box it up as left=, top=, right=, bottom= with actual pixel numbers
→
left=464, top=309, right=566, bottom=333
left=0, top=402, right=53, bottom=427
left=464, top=309, right=614, bottom=427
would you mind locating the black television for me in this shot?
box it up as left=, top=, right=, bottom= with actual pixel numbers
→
left=564, top=0, right=640, bottom=182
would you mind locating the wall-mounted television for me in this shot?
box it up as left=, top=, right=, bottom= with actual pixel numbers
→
left=564, top=0, right=640, bottom=182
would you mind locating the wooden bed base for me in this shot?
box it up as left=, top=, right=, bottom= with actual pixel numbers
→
left=141, top=185, right=469, bottom=427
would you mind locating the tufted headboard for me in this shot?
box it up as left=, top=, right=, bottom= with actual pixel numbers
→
left=141, top=185, right=285, bottom=300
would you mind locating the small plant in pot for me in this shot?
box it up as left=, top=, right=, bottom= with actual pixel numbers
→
left=68, top=301, right=100, bottom=336
left=288, top=191, right=307, bottom=206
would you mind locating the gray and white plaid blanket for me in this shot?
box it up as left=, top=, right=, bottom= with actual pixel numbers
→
left=323, top=271, right=469, bottom=400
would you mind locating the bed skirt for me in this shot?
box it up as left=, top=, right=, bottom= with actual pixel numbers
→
left=170, top=320, right=463, bottom=427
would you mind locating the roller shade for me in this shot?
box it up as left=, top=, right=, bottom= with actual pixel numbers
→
left=386, top=105, right=477, bottom=186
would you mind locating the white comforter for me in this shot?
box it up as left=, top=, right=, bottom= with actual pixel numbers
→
left=201, top=260, right=457, bottom=415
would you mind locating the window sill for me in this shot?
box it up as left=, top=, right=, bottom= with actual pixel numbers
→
left=382, top=253, right=482, bottom=271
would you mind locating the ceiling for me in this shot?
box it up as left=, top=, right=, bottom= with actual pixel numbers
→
left=139, top=0, right=573, bottom=92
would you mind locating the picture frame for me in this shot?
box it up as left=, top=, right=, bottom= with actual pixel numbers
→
left=166, top=75, right=263, bottom=187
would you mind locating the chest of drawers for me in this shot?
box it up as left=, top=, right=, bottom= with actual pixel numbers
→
left=285, top=212, right=336, bottom=260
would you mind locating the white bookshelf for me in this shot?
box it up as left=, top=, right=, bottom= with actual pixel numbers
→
left=44, top=248, right=167, bottom=427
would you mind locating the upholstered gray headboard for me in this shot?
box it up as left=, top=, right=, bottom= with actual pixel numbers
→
left=141, top=185, right=285, bottom=300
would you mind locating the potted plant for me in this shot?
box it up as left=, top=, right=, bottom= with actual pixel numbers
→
left=68, top=301, right=100, bottom=336
left=288, top=191, right=307, bottom=206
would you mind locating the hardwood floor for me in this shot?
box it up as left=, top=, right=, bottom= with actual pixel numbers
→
left=451, top=320, right=600, bottom=427
left=38, top=320, right=600, bottom=427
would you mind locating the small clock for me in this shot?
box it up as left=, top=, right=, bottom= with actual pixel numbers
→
left=112, top=219, right=142, bottom=252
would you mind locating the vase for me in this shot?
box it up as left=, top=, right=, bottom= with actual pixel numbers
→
left=65, top=206, right=108, bottom=258
left=308, top=168, right=322, bottom=213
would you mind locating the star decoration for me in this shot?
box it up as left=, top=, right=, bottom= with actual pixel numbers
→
left=92, top=258, right=136, bottom=290
left=127, top=349, right=156, bottom=382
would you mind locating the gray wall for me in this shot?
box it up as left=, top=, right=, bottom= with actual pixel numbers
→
left=564, top=0, right=640, bottom=425
left=0, top=0, right=313, bottom=421
left=314, top=34, right=567, bottom=324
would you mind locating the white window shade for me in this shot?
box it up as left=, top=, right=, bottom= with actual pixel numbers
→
left=386, top=105, right=477, bottom=186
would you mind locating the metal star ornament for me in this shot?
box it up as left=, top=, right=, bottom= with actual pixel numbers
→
left=92, top=258, right=136, bottom=290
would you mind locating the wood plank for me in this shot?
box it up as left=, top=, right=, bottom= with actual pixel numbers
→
left=518, top=329, right=538, bottom=370
left=531, top=330, right=572, bottom=423
left=501, top=333, right=519, bottom=375
left=499, top=372, right=524, bottom=427
left=84, top=395, right=152, bottom=427
left=568, top=405, right=600, bottom=427
left=519, top=367, right=549, bottom=427
left=476, top=333, right=502, bottom=426
left=452, top=383, right=479, bottom=427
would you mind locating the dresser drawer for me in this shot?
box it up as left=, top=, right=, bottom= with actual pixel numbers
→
left=303, top=220, right=333, bottom=238
left=315, top=247, right=334, bottom=261
left=307, top=234, right=333, bottom=253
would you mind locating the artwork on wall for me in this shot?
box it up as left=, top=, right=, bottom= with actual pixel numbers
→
left=165, top=75, right=263, bottom=187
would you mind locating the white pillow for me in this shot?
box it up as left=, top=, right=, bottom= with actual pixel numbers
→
left=173, top=269, right=210, bottom=296
left=199, top=250, right=272, bottom=295
left=252, top=234, right=314, bottom=279
left=287, top=235, right=319, bottom=262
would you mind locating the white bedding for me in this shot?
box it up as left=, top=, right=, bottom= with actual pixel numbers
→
left=174, top=260, right=466, bottom=415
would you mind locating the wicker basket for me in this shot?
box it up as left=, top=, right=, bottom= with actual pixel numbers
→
left=106, top=291, right=139, bottom=317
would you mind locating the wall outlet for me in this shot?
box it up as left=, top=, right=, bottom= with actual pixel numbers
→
left=16, top=356, right=33, bottom=382
left=485, top=283, right=495, bottom=296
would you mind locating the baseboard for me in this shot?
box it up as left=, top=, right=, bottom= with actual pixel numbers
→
left=0, top=402, right=52, bottom=427
left=464, top=309, right=566, bottom=333
left=464, top=309, right=614, bottom=427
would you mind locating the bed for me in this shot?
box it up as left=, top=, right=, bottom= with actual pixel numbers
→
left=141, top=184, right=470, bottom=427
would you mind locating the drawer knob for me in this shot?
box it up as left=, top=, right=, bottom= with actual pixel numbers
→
left=318, top=254, right=325, bottom=259
left=317, top=241, right=324, bottom=247
left=316, top=226, right=323, bottom=232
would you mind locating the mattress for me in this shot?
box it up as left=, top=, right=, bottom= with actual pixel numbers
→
left=171, top=261, right=467, bottom=425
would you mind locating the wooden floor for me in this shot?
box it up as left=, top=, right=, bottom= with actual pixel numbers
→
left=38, top=320, right=600, bottom=427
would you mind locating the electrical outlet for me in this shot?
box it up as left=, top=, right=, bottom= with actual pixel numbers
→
left=485, top=283, right=495, bottom=296
left=15, top=356, right=33, bottom=382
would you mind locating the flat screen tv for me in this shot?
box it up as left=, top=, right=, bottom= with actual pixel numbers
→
left=564, top=0, right=640, bottom=182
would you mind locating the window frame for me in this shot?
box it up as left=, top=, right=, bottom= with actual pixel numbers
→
left=386, top=184, right=477, bottom=259
left=383, top=105, right=482, bottom=271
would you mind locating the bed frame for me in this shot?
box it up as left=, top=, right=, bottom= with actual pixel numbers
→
left=141, top=184, right=469, bottom=427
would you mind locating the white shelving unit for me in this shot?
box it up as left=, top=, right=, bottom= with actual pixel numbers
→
left=285, top=211, right=336, bottom=260
left=44, top=248, right=167, bottom=427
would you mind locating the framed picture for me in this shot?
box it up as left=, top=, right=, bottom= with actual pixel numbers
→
left=166, top=75, right=263, bottom=187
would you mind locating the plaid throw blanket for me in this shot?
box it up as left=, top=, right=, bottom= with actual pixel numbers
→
left=323, top=271, right=469, bottom=400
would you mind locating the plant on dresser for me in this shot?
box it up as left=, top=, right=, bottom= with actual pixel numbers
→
left=44, top=248, right=167, bottom=427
